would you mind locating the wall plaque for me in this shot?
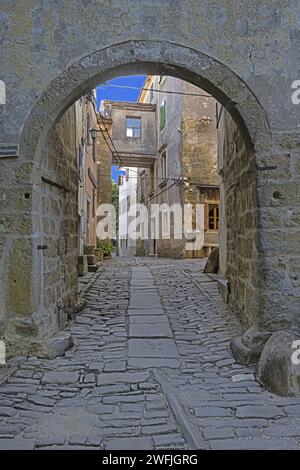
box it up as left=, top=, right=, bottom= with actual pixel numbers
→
left=0, top=143, right=19, bottom=158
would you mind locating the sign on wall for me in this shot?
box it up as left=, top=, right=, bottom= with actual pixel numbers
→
left=0, top=143, right=19, bottom=158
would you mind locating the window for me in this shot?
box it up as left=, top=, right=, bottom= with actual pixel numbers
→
left=127, top=195, right=130, bottom=212
left=126, top=168, right=129, bottom=181
left=160, top=100, right=166, bottom=131
left=126, top=117, right=141, bottom=139
left=161, top=150, right=167, bottom=179
left=208, top=204, right=219, bottom=230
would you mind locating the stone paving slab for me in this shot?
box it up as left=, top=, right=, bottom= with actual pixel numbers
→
left=129, top=301, right=162, bottom=309
left=129, top=323, right=173, bottom=338
left=103, top=436, right=153, bottom=450
left=0, top=439, right=35, bottom=450
left=41, top=371, right=80, bottom=385
left=129, top=315, right=169, bottom=323
left=97, top=371, right=150, bottom=385
left=128, top=339, right=179, bottom=358
left=128, top=308, right=165, bottom=315
left=128, top=358, right=181, bottom=369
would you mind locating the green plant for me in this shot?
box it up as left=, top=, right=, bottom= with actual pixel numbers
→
left=97, top=239, right=113, bottom=257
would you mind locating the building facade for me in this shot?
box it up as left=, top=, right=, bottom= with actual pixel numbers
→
left=118, top=167, right=138, bottom=257
left=76, top=91, right=99, bottom=256
left=136, top=75, right=220, bottom=258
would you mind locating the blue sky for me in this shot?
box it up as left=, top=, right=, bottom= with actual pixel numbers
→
left=96, top=75, right=146, bottom=182
left=96, top=75, right=146, bottom=108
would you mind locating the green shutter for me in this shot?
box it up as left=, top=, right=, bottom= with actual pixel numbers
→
left=160, top=101, right=166, bottom=130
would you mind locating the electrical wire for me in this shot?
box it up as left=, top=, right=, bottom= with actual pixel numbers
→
left=100, top=83, right=212, bottom=98
left=97, top=172, right=182, bottom=183
left=97, top=113, right=123, bottom=166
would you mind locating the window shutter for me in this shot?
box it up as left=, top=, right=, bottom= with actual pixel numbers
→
left=160, top=101, right=166, bottom=130
left=204, top=203, right=209, bottom=230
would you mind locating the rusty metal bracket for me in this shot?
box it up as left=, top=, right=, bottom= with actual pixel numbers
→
left=41, top=176, right=69, bottom=192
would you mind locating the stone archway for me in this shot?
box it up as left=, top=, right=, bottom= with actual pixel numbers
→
left=1, top=39, right=297, bottom=371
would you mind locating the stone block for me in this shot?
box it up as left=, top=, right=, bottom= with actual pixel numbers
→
left=57, top=308, right=68, bottom=330
left=88, top=264, right=98, bottom=272
left=48, top=333, right=74, bottom=359
left=231, top=327, right=272, bottom=365
left=94, top=248, right=103, bottom=261
left=203, top=247, right=219, bottom=273
left=78, top=255, right=88, bottom=276
left=84, top=245, right=95, bottom=255
left=257, top=331, right=300, bottom=397
left=87, top=255, right=96, bottom=265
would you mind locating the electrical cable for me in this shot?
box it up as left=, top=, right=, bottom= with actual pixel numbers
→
left=100, top=82, right=212, bottom=98
left=97, top=113, right=123, bottom=166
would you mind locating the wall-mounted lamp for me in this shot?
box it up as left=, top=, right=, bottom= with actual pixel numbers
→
left=89, top=128, right=100, bottom=161
left=90, top=128, right=99, bottom=140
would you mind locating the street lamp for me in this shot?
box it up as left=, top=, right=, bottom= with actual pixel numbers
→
left=90, top=128, right=98, bottom=140
left=89, top=128, right=99, bottom=162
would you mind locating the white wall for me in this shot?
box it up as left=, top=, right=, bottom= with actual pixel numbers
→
left=118, top=167, right=138, bottom=257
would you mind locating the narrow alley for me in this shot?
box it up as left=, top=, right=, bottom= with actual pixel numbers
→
left=1, top=258, right=300, bottom=450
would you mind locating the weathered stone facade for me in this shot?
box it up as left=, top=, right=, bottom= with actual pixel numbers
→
left=137, top=76, right=220, bottom=259
left=217, top=108, right=257, bottom=334
left=96, top=118, right=112, bottom=210
left=100, top=101, right=157, bottom=168
left=0, top=1, right=299, bottom=384
left=3, top=105, right=79, bottom=356
left=181, top=82, right=219, bottom=257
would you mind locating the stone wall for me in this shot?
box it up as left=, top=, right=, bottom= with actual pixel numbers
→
left=1, top=106, right=79, bottom=356
left=39, top=107, right=79, bottom=348
left=218, top=108, right=257, bottom=331
left=97, top=119, right=112, bottom=209
left=83, top=96, right=98, bottom=249
left=181, top=83, right=219, bottom=257
left=181, top=84, right=218, bottom=186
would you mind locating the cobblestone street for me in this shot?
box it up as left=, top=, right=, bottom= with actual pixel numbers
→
left=1, top=258, right=300, bottom=450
